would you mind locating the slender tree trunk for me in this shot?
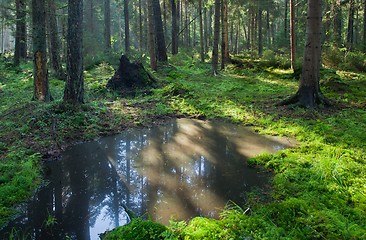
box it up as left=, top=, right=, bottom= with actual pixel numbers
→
left=124, top=0, right=130, bottom=53
left=258, top=8, right=263, bottom=57
left=184, top=0, right=189, bottom=46
left=333, top=0, right=342, bottom=46
left=280, top=0, right=330, bottom=108
left=139, top=0, right=143, bottom=50
left=14, top=0, right=27, bottom=66
left=163, top=0, right=167, bottom=40
left=32, top=0, right=51, bottom=102
left=48, top=0, right=65, bottom=79
left=364, top=0, right=366, bottom=52
left=234, top=16, right=239, bottom=54
left=212, top=0, right=220, bottom=75
left=86, top=0, right=95, bottom=33
left=152, top=0, right=168, bottom=63
left=221, top=0, right=228, bottom=69
left=204, top=5, right=208, bottom=53
left=266, top=10, right=271, bottom=47
left=199, top=0, right=204, bottom=62
left=147, top=0, right=157, bottom=70
left=171, top=0, right=178, bottom=54
left=284, top=0, right=288, bottom=43
left=104, top=0, right=111, bottom=50
left=290, top=0, right=296, bottom=70
left=347, top=0, right=355, bottom=51
left=64, top=0, right=84, bottom=104
left=1, top=18, right=4, bottom=53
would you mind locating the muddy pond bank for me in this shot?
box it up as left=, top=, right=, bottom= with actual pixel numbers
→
left=0, top=118, right=296, bottom=240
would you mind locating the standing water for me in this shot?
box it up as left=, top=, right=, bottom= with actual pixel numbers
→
left=0, top=118, right=295, bottom=240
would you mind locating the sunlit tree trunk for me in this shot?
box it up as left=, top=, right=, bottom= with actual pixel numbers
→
left=290, top=0, right=296, bottom=70
left=47, top=0, right=65, bottom=79
left=212, top=0, right=220, bottom=75
left=124, top=0, right=130, bottom=53
left=104, top=0, right=111, bottom=50
left=199, top=0, right=204, bottom=62
left=280, top=0, right=330, bottom=108
left=32, top=0, right=51, bottom=102
left=64, top=0, right=84, bottom=104
left=14, top=0, right=27, bottom=66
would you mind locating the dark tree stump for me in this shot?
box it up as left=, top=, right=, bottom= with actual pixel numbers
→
left=107, top=55, right=156, bottom=93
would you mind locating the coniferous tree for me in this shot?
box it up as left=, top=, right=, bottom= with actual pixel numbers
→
left=64, top=0, right=84, bottom=104
left=124, top=0, right=130, bottom=52
left=199, top=0, right=204, bottom=62
left=104, top=0, right=111, bottom=50
left=212, top=0, right=220, bottom=75
left=14, top=0, right=27, bottom=66
left=32, top=0, right=51, bottom=101
left=152, top=0, right=167, bottom=63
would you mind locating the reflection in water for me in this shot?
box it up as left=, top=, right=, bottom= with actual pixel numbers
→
left=0, top=118, right=295, bottom=240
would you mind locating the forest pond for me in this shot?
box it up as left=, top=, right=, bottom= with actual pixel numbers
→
left=1, top=118, right=296, bottom=240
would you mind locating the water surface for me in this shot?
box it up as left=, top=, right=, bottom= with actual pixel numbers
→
left=0, top=118, right=295, bottom=240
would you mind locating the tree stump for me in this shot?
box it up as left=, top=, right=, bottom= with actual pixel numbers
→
left=107, top=55, right=156, bottom=94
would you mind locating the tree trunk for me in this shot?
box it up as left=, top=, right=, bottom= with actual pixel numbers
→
left=152, top=0, right=168, bottom=63
left=32, top=0, right=51, bottom=102
left=64, top=0, right=84, bottom=104
left=284, top=0, right=288, bottom=44
left=124, top=0, right=130, bottom=53
left=199, top=0, right=204, bottom=62
left=258, top=8, right=263, bottom=57
left=212, top=0, right=220, bottom=75
left=85, top=0, right=95, bottom=33
left=14, top=0, right=27, bottom=66
left=147, top=0, right=157, bottom=70
left=280, top=0, right=330, bottom=108
left=364, top=0, right=366, bottom=52
left=347, top=0, right=355, bottom=51
left=333, top=0, right=342, bottom=46
left=163, top=0, right=167, bottom=40
left=221, top=0, right=228, bottom=69
left=139, top=0, right=143, bottom=50
left=171, top=0, right=178, bottom=54
left=1, top=17, right=4, bottom=54
left=104, top=0, right=111, bottom=50
left=204, top=6, right=208, bottom=54
left=47, top=0, right=65, bottom=80
left=290, top=0, right=296, bottom=70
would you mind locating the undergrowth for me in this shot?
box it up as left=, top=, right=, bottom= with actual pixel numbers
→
left=1, top=50, right=365, bottom=239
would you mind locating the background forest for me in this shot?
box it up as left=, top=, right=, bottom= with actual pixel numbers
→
left=0, top=0, right=366, bottom=239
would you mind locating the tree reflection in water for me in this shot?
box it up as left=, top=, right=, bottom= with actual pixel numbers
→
left=0, top=118, right=295, bottom=240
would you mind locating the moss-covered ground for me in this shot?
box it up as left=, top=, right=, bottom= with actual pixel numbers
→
left=0, top=51, right=365, bottom=239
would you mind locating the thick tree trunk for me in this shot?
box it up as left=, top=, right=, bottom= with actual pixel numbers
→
left=199, top=0, right=204, bottom=62
left=104, top=0, right=111, bottom=50
left=212, top=0, right=220, bottom=75
left=152, top=0, right=168, bottom=63
left=221, top=0, right=228, bottom=69
left=47, top=0, right=65, bottom=80
left=32, top=0, right=51, bottom=102
left=290, top=0, right=296, bottom=70
left=124, top=0, right=130, bottom=53
left=280, top=0, right=330, bottom=108
left=14, top=0, right=27, bottom=66
left=64, top=0, right=84, bottom=104
left=171, top=0, right=178, bottom=54
left=147, top=0, right=157, bottom=70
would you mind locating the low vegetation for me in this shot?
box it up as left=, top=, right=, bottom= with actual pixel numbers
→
left=0, top=50, right=365, bottom=239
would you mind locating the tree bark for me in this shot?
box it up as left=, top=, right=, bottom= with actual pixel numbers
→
left=284, top=0, right=288, bottom=43
left=139, top=0, right=143, bottom=51
left=64, top=0, right=84, bottom=104
left=280, top=0, right=330, bottom=108
left=212, top=0, right=220, bottom=75
left=258, top=8, right=263, bottom=57
left=171, top=0, right=178, bottom=54
left=333, top=0, right=342, bottom=46
left=221, top=0, right=228, bottom=69
left=290, top=0, right=296, bottom=70
left=32, top=0, right=51, bottom=102
left=47, top=0, right=65, bottom=79
left=152, top=0, right=168, bottom=63
left=104, top=0, right=111, bottom=50
left=124, top=0, right=130, bottom=53
left=364, top=0, right=366, bottom=52
left=14, top=0, right=27, bottom=66
left=347, top=0, right=355, bottom=51
left=199, top=0, right=204, bottom=62
left=204, top=5, right=208, bottom=54
left=147, top=0, right=157, bottom=70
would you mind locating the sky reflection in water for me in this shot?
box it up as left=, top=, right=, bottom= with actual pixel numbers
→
left=0, top=118, right=295, bottom=240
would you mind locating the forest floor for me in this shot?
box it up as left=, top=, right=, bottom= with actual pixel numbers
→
left=0, top=51, right=365, bottom=239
